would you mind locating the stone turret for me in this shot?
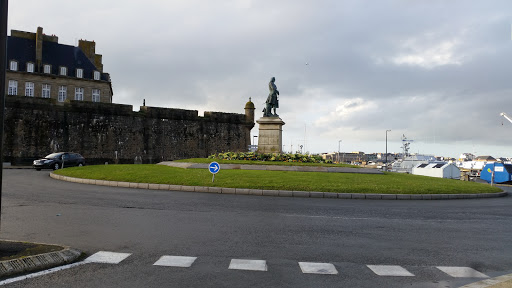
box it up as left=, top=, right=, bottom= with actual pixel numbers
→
left=245, top=97, right=255, bottom=126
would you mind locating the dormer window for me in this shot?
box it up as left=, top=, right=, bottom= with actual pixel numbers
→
left=10, top=60, right=18, bottom=71
left=26, top=63, right=34, bottom=73
left=93, top=71, right=100, bottom=80
left=60, top=66, right=67, bottom=76
left=44, top=64, right=51, bottom=74
left=76, top=68, right=83, bottom=78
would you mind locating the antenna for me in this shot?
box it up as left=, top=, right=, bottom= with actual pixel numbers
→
left=400, top=134, right=414, bottom=158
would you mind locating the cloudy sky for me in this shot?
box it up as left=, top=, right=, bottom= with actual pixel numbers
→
left=7, top=0, right=512, bottom=158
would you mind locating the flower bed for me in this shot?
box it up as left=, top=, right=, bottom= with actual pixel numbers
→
left=208, top=152, right=333, bottom=164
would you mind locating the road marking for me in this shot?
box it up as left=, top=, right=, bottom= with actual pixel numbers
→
left=85, top=251, right=132, bottom=264
left=298, top=262, right=338, bottom=275
left=153, top=256, right=197, bottom=268
left=0, top=261, right=86, bottom=286
left=436, top=266, right=489, bottom=278
left=228, top=259, right=267, bottom=271
left=0, top=251, right=131, bottom=286
left=367, top=265, right=415, bottom=276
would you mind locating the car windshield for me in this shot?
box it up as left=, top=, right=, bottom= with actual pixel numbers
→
left=45, top=153, right=63, bottom=159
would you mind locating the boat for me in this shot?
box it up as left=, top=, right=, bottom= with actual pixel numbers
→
left=390, top=135, right=444, bottom=173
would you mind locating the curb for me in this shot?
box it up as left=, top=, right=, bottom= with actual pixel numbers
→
left=0, top=245, right=82, bottom=278
left=459, top=273, right=512, bottom=288
left=50, top=173, right=508, bottom=200
left=158, top=161, right=384, bottom=174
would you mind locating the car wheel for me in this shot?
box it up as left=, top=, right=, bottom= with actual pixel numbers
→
left=53, top=163, right=60, bottom=170
left=78, top=163, right=83, bottom=167
left=36, top=168, right=41, bottom=171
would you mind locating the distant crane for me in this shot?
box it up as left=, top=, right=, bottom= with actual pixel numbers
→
left=500, top=112, right=512, bottom=125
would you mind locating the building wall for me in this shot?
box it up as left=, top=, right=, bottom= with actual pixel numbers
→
left=6, top=71, right=112, bottom=103
left=3, top=96, right=253, bottom=165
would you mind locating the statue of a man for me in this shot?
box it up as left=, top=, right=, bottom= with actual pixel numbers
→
left=263, top=77, right=279, bottom=117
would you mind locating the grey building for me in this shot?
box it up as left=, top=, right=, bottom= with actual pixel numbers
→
left=5, top=27, right=113, bottom=103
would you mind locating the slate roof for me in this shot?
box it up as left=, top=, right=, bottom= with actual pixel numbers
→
left=6, top=36, right=109, bottom=81
left=475, top=155, right=496, bottom=161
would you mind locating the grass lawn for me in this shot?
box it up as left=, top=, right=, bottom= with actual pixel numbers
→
left=175, top=158, right=359, bottom=168
left=53, top=164, right=501, bottom=195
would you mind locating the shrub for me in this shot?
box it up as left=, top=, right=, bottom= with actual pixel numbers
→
left=209, top=152, right=328, bottom=163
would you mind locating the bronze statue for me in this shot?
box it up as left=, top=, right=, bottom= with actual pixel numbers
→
left=263, top=77, right=279, bottom=117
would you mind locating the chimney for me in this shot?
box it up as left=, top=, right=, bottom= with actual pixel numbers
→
left=79, top=39, right=103, bottom=72
left=35, top=27, right=43, bottom=72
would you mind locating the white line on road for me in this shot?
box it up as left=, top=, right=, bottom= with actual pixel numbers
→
left=0, top=261, right=86, bottom=286
left=367, top=265, right=415, bottom=276
left=0, top=251, right=132, bottom=286
left=436, top=266, right=489, bottom=278
left=228, top=259, right=267, bottom=271
left=85, top=251, right=132, bottom=264
left=298, top=262, right=338, bottom=275
left=154, top=256, right=197, bottom=268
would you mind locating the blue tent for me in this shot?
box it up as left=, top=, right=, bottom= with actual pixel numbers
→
left=480, top=163, right=512, bottom=184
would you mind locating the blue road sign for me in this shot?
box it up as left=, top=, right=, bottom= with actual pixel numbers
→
left=209, top=162, right=220, bottom=174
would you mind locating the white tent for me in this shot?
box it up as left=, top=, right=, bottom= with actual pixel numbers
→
left=412, top=163, right=460, bottom=179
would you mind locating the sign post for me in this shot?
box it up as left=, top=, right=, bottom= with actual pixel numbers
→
left=208, top=162, right=220, bottom=182
left=0, top=0, right=9, bottom=232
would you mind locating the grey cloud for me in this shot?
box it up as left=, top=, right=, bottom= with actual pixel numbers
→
left=7, top=0, right=512, bottom=156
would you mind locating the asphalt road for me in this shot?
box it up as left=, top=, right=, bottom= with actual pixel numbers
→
left=1, top=169, right=511, bottom=288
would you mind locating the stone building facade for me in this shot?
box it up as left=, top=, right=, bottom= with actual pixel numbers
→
left=3, top=96, right=255, bottom=165
left=5, top=27, right=112, bottom=103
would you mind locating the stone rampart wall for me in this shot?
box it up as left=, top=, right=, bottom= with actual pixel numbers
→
left=3, top=96, right=253, bottom=165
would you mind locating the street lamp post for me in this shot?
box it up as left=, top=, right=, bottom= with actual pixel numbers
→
left=0, top=0, right=8, bottom=232
left=338, top=140, right=342, bottom=164
left=385, top=130, right=391, bottom=170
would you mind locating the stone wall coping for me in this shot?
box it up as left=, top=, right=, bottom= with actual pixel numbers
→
left=50, top=172, right=509, bottom=201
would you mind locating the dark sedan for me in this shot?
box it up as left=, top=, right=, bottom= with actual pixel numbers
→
left=33, top=152, right=86, bottom=170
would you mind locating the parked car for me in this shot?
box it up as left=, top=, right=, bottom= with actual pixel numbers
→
left=33, top=152, right=85, bottom=170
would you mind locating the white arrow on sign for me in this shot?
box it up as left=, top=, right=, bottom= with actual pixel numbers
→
left=209, top=162, right=220, bottom=174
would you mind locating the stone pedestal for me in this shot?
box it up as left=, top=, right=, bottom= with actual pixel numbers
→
left=256, top=116, right=285, bottom=153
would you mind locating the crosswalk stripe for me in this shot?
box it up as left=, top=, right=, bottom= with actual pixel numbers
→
left=367, top=265, right=415, bottom=276
left=436, top=266, right=489, bottom=278
left=228, top=259, right=267, bottom=271
left=85, top=251, right=132, bottom=264
left=298, top=262, right=338, bottom=275
left=153, top=256, right=197, bottom=267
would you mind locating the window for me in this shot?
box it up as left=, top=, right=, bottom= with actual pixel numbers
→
left=8, top=80, right=18, bottom=95
left=76, top=68, right=83, bottom=78
left=75, top=87, right=84, bottom=101
left=10, top=60, right=18, bottom=71
left=44, top=64, right=51, bottom=74
left=27, top=63, right=34, bottom=73
left=42, top=84, right=51, bottom=98
left=60, top=67, right=67, bottom=76
left=92, top=89, right=100, bottom=102
left=58, top=86, right=67, bottom=102
left=25, top=82, right=34, bottom=97
left=93, top=71, right=100, bottom=80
